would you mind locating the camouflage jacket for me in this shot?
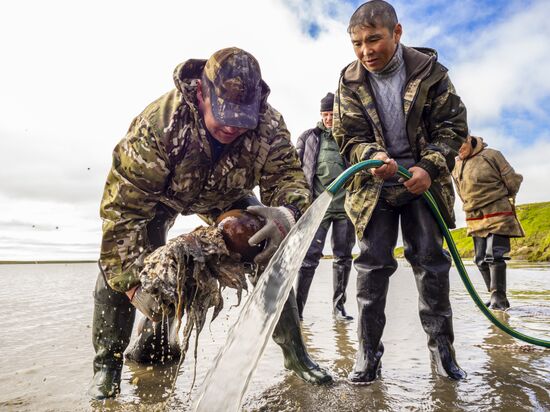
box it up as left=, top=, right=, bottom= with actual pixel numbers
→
left=333, top=45, right=468, bottom=239
left=100, top=59, right=310, bottom=292
left=452, top=137, right=524, bottom=238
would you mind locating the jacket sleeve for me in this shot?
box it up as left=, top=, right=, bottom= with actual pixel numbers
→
left=416, top=72, right=468, bottom=181
left=99, top=116, right=171, bottom=292
left=494, top=150, right=523, bottom=197
left=258, top=112, right=311, bottom=214
left=295, top=131, right=307, bottom=165
left=333, top=78, right=385, bottom=165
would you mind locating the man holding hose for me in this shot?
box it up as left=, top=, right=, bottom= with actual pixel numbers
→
left=333, top=0, right=469, bottom=383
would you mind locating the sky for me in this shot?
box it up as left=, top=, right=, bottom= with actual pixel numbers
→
left=1, top=0, right=550, bottom=261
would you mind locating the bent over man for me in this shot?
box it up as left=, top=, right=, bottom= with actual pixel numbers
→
left=88, top=47, right=332, bottom=399
left=333, top=0, right=468, bottom=383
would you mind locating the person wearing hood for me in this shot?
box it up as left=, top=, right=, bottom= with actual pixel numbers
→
left=452, top=135, right=524, bottom=310
left=332, top=0, right=469, bottom=383
left=295, top=92, right=356, bottom=322
left=88, top=47, right=332, bottom=400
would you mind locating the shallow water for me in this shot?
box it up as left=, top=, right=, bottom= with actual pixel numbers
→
left=0, top=260, right=548, bottom=411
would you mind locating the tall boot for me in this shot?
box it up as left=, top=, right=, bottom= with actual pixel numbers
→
left=402, top=198, right=465, bottom=381
left=333, top=263, right=353, bottom=321
left=88, top=273, right=136, bottom=400
left=428, top=335, right=466, bottom=380
left=479, top=268, right=492, bottom=307
left=295, top=267, right=315, bottom=321
left=348, top=276, right=388, bottom=384
left=125, top=316, right=181, bottom=364
left=272, top=289, right=333, bottom=384
left=488, top=261, right=510, bottom=311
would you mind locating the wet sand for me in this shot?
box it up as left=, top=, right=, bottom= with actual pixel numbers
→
left=0, top=260, right=548, bottom=411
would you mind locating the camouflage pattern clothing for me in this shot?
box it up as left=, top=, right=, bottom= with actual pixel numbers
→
left=100, top=59, right=310, bottom=293
left=333, top=46, right=468, bottom=238
left=452, top=136, right=524, bottom=238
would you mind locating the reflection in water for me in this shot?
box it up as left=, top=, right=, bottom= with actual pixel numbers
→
left=1, top=262, right=549, bottom=411
left=481, top=311, right=550, bottom=411
left=332, top=320, right=356, bottom=377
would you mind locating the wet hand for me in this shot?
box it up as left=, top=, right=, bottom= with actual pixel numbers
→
left=403, top=166, right=431, bottom=194
left=371, top=152, right=398, bottom=180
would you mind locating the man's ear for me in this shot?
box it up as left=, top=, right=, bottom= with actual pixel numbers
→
left=393, top=23, right=403, bottom=43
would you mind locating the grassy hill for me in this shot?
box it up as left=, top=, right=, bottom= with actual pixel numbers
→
left=395, top=201, right=550, bottom=262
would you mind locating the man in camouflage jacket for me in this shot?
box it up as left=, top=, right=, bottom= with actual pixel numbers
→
left=88, top=48, right=331, bottom=400
left=333, top=1, right=468, bottom=383
left=453, top=135, right=524, bottom=310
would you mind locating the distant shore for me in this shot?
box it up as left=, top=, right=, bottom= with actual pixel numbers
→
left=0, top=260, right=96, bottom=265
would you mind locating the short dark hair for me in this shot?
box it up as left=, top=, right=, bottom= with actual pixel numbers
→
left=347, top=0, right=398, bottom=34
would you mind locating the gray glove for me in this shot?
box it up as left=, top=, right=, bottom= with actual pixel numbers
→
left=247, top=205, right=296, bottom=266
left=130, top=286, right=165, bottom=322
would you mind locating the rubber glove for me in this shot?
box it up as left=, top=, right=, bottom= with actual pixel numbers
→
left=246, top=206, right=296, bottom=266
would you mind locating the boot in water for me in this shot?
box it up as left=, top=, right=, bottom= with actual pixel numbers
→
left=348, top=342, right=383, bottom=384
left=273, top=290, right=333, bottom=384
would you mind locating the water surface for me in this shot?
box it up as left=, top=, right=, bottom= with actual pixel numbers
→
left=0, top=261, right=548, bottom=411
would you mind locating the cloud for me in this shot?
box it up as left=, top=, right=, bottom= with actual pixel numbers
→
left=1, top=0, right=549, bottom=259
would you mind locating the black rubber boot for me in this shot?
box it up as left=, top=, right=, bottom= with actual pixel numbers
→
left=295, top=267, right=316, bottom=321
left=489, top=261, right=510, bottom=311
left=88, top=273, right=135, bottom=400
left=402, top=199, right=466, bottom=381
left=272, top=289, right=333, bottom=384
left=474, top=236, right=492, bottom=306
left=479, top=268, right=492, bottom=307
left=333, top=263, right=353, bottom=321
left=348, top=269, right=389, bottom=384
left=125, top=316, right=181, bottom=364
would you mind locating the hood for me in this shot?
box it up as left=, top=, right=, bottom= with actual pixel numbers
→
left=171, top=58, right=271, bottom=112
left=458, top=135, right=486, bottom=160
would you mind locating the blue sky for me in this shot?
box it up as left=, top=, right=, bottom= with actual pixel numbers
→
left=1, top=0, right=549, bottom=260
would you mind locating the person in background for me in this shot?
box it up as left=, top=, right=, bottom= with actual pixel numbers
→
left=88, top=47, right=332, bottom=400
left=295, top=92, right=356, bottom=322
left=452, top=135, right=524, bottom=310
left=333, top=0, right=468, bottom=383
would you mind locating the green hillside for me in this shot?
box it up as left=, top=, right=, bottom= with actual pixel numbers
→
left=395, top=201, right=550, bottom=262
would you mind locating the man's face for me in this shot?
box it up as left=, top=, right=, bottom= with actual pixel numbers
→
left=321, top=111, right=333, bottom=129
left=197, top=82, right=250, bottom=144
left=350, top=23, right=402, bottom=72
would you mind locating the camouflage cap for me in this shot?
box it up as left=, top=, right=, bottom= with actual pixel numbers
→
left=204, top=47, right=262, bottom=129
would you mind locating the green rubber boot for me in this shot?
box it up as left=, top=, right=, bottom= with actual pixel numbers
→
left=272, top=290, right=333, bottom=384
left=87, top=273, right=135, bottom=400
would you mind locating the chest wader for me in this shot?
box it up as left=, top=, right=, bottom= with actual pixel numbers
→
left=349, top=198, right=466, bottom=384
left=474, top=234, right=511, bottom=311
left=88, top=204, right=181, bottom=400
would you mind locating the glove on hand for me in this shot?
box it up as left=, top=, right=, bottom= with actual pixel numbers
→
left=246, top=205, right=296, bottom=266
left=130, top=286, right=166, bottom=322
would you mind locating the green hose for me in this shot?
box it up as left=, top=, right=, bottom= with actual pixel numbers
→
left=327, top=159, right=550, bottom=348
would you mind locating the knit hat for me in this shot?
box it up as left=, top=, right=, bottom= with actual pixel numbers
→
left=320, top=92, right=335, bottom=112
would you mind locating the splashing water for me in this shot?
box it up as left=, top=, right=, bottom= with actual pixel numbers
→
left=192, top=191, right=333, bottom=411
